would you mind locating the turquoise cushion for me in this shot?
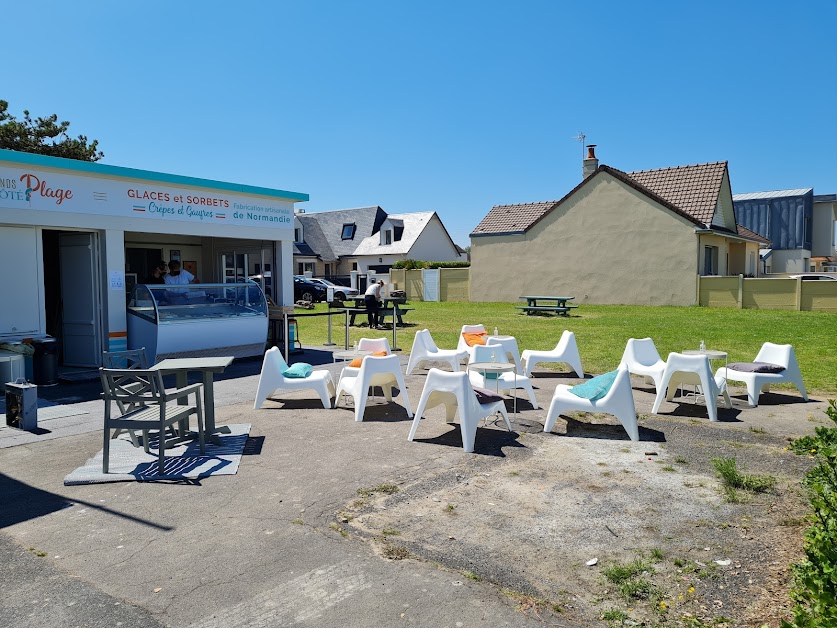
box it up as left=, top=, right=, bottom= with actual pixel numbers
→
left=282, top=363, right=313, bottom=378
left=568, top=370, right=618, bottom=401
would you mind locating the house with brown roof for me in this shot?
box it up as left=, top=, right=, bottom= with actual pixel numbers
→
left=469, top=148, right=767, bottom=305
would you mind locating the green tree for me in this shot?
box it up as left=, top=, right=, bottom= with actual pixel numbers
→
left=0, top=99, right=104, bottom=162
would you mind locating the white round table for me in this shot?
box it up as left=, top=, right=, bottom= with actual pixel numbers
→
left=333, top=349, right=372, bottom=363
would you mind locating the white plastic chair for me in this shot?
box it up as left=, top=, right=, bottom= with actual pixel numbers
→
left=335, top=354, right=413, bottom=422
left=457, top=324, right=487, bottom=363
left=715, top=342, right=808, bottom=407
left=468, top=343, right=539, bottom=409
left=406, top=329, right=468, bottom=375
left=620, top=338, right=667, bottom=392
left=254, top=347, right=336, bottom=409
left=339, top=337, right=392, bottom=379
left=521, top=330, right=583, bottom=378
left=486, top=335, right=524, bottom=375
left=652, top=352, right=731, bottom=422
left=544, top=365, right=639, bottom=441
left=408, top=368, right=512, bottom=453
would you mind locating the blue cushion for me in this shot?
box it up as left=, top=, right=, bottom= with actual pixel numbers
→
left=282, top=363, right=313, bottom=378
left=568, top=370, right=618, bottom=401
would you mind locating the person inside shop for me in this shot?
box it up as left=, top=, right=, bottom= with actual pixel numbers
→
left=164, top=260, right=199, bottom=304
left=145, top=260, right=168, bottom=284
left=364, top=279, right=385, bottom=329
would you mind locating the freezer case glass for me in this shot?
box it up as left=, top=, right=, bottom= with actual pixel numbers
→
left=127, top=282, right=268, bottom=362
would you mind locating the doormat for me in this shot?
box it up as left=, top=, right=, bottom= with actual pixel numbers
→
left=63, top=423, right=251, bottom=485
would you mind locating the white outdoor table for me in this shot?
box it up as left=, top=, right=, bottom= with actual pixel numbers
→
left=468, top=361, right=517, bottom=418
left=152, top=356, right=234, bottom=444
left=332, top=349, right=372, bottom=363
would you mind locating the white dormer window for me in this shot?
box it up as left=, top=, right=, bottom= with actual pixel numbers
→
left=384, top=230, right=392, bottom=245
left=294, top=227, right=302, bottom=243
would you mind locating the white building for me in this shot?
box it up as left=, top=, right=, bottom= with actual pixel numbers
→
left=0, top=149, right=306, bottom=368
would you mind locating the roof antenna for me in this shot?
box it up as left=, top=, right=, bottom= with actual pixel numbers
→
left=574, top=131, right=586, bottom=160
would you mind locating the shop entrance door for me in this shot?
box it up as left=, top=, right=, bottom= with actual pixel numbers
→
left=59, top=232, right=102, bottom=366
left=220, top=252, right=249, bottom=283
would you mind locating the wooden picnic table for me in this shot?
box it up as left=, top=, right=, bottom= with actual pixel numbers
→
left=330, top=298, right=413, bottom=327
left=516, top=296, right=577, bottom=316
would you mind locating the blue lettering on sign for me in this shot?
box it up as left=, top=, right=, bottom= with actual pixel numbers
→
left=0, top=189, right=27, bottom=201
left=186, top=206, right=214, bottom=220
left=148, top=201, right=176, bottom=217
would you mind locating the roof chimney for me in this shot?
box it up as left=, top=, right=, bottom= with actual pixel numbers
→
left=583, top=144, right=598, bottom=179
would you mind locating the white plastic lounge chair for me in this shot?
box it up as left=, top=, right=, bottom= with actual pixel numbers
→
left=254, top=347, right=336, bottom=410
left=468, top=343, right=539, bottom=409
left=620, top=338, right=666, bottom=392
left=406, top=329, right=468, bottom=375
left=335, top=354, right=413, bottom=422
left=408, top=368, right=511, bottom=453
left=521, top=330, right=583, bottom=378
left=457, top=324, right=487, bottom=363
left=544, top=365, right=639, bottom=441
left=340, top=337, right=392, bottom=379
left=715, top=342, right=808, bottom=407
left=485, top=334, right=524, bottom=375
left=651, top=352, right=731, bottom=422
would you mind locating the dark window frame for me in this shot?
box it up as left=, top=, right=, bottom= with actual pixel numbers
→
left=341, top=223, right=356, bottom=240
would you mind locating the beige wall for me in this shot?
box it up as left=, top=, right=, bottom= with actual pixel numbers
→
left=470, top=173, right=699, bottom=305
left=699, top=276, right=837, bottom=312
left=812, top=200, right=836, bottom=257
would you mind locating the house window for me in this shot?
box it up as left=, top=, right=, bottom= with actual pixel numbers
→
left=324, top=264, right=332, bottom=276
left=384, top=230, right=392, bottom=245
left=341, top=223, right=356, bottom=240
left=352, top=262, right=358, bottom=271
left=301, top=262, right=314, bottom=275
left=294, top=227, right=302, bottom=243
left=703, top=246, right=719, bottom=275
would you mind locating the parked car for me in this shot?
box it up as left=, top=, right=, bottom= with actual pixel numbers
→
left=788, top=274, right=837, bottom=281
left=293, top=276, right=328, bottom=302
left=307, top=278, right=359, bottom=300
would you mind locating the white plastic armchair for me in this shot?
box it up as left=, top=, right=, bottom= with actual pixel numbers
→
left=544, top=365, right=639, bottom=441
left=652, top=352, right=731, bottom=422
left=715, top=342, right=808, bottom=407
left=457, top=324, right=487, bottom=363
left=620, top=338, right=666, bottom=392
left=485, top=335, right=524, bottom=375
left=340, top=337, right=392, bottom=379
left=521, top=330, right=583, bottom=378
left=408, top=368, right=511, bottom=453
left=406, top=329, right=468, bottom=375
left=468, top=343, right=539, bottom=409
left=254, top=347, right=336, bottom=409
left=335, top=354, right=413, bottom=422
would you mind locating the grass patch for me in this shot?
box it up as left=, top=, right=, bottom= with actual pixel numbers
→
left=619, top=577, right=659, bottom=601
left=382, top=529, right=401, bottom=536
left=290, top=302, right=837, bottom=393
left=749, top=426, right=767, bottom=435
left=329, top=523, right=348, bottom=538
left=290, top=518, right=303, bottom=525
left=601, top=608, right=629, bottom=622
left=711, top=457, right=777, bottom=494
left=603, top=559, right=652, bottom=584
left=674, top=456, right=689, bottom=464
left=462, top=570, right=481, bottom=581
left=661, top=465, right=676, bottom=472
left=357, top=484, right=399, bottom=497
left=648, top=548, right=665, bottom=562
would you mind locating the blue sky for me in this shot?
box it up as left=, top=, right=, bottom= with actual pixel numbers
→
left=4, top=1, right=835, bottom=246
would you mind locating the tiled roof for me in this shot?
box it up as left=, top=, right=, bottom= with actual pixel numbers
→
left=471, top=161, right=729, bottom=236
left=626, top=162, right=727, bottom=225
left=471, top=201, right=559, bottom=236
left=735, top=224, right=771, bottom=245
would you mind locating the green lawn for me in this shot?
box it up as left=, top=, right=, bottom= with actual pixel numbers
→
left=290, top=302, right=837, bottom=394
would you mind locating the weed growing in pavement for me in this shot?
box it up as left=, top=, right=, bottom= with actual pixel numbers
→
left=711, top=456, right=776, bottom=502
left=329, top=523, right=348, bottom=538
left=357, top=484, right=399, bottom=497
left=462, top=570, right=481, bottom=581
left=382, top=529, right=401, bottom=536
left=382, top=544, right=410, bottom=560
left=500, top=588, right=561, bottom=618
left=290, top=518, right=303, bottom=525
left=648, top=548, right=665, bottom=562
left=603, top=559, right=653, bottom=585
left=749, top=426, right=767, bottom=435
left=351, top=499, right=366, bottom=509
left=662, top=465, right=676, bottom=472
left=674, top=456, right=689, bottom=464
left=445, top=503, right=456, bottom=513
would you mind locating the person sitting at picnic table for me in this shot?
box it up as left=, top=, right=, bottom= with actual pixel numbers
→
left=364, top=279, right=384, bottom=329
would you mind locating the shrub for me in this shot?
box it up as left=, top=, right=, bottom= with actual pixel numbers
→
left=784, top=400, right=837, bottom=627
left=392, top=259, right=470, bottom=270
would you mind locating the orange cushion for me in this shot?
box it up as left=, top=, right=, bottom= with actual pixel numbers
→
left=348, top=350, right=388, bottom=368
left=463, top=332, right=487, bottom=347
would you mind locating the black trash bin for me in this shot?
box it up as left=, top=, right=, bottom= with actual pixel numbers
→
left=31, top=338, right=59, bottom=386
